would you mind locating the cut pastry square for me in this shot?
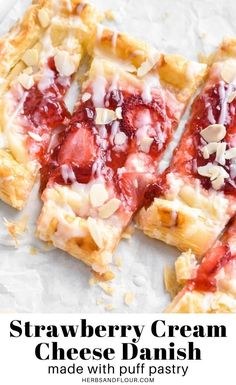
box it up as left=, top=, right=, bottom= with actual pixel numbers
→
left=137, top=38, right=236, bottom=257
left=0, top=0, right=100, bottom=209
left=166, top=217, right=236, bottom=313
left=37, top=27, right=207, bottom=279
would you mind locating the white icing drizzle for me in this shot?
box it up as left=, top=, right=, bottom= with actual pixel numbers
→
left=40, top=30, right=55, bottom=63
left=0, top=133, right=7, bottom=148
left=110, top=120, right=120, bottom=145
left=61, top=164, right=76, bottom=184
left=38, top=66, right=55, bottom=92
left=207, top=104, right=216, bottom=124
left=92, top=76, right=107, bottom=108
left=141, top=74, right=160, bottom=103
left=112, top=31, right=118, bottom=52
left=96, top=24, right=104, bottom=42
left=218, top=80, right=232, bottom=125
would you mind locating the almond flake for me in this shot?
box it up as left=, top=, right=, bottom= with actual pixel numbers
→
left=87, top=217, right=104, bottom=248
left=54, top=51, right=76, bottom=77
left=197, top=163, right=229, bottom=190
left=24, top=67, right=33, bottom=75
left=140, top=137, right=154, bottom=153
left=90, top=184, right=109, bottom=208
left=225, top=147, right=236, bottom=159
left=98, top=198, right=121, bottom=219
left=105, top=303, right=115, bottom=311
left=212, top=175, right=226, bottom=190
left=215, top=142, right=227, bottom=165
left=38, top=9, right=50, bottom=28
left=200, top=124, right=226, bottom=143
left=228, top=91, right=236, bottom=103
left=28, top=132, right=42, bottom=142
left=137, top=51, right=160, bottom=77
left=124, top=292, right=135, bottom=306
left=18, top=73, right=34, bottom=90
left=22, top=49, right=39, bottom=67
left=114, top=132, right=127, bottom=145
left=221, top=60, right=236, bottom=84
left=115, top=107, right=122, bottom=119
left=95, top=108, right=116, bottom=125
left=82, top=92, right=92, bottom=102
left=201, top=142, right=218, bottom=159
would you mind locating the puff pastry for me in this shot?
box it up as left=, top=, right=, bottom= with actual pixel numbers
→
left=36, top=25, right=206, bottom=279
left=137, top=38, right=236, bottom=257
left=0, top=0, right=100, bottom=209
left=166, top=217, right=236, bottom=313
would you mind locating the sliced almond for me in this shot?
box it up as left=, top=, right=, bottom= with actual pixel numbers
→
left=24, top=66, right=33, bottom=75
left=115, top=107, right=122, bottom=119
left=114, top=132, right=127, bottom=146
left=22, top=49, right=39, bottom=67
left=137, top=51, right=160, bottom=78
left=38, top=8, right=50, bottom=28
left=215, top=142, right=227, bottom=165
left=99, top=198, right=121, bottom=219
left=140, top=137, right=154, bottom=153
left=82, top=92, right=92, bottom=102
left=201, top=142, right=218, bottom=159
left=18, top=73, right=34, bottom=90
left=95, top=108, right=116, bottom=125
left=200, top=124, right=226, bottom=143
left=90, top=184, right=109, bottom=208
left=225, top=147, right=236, bottom=159
left=197, top=163, right=229, bottom=190
left=28, top=132, right=42, bottom=142
left=87, top=217, right=104, bottom=248
left=54, top=51, right=76, bottom=77
left=221, top=59, right=236, bottom=84
left=212, top=175, right=225, bottom=190
left=197, top=163, right=225, bottom=180
left=228, top=91, right=236, bottom=103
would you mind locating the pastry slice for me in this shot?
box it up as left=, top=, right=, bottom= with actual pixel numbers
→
left=37, top=27, right=206, bottom=279
left=137, top=38, right=236, bottom=257
left=166, top=217, right=236, bottom=313
left=0, top=0, right=100, bottom=209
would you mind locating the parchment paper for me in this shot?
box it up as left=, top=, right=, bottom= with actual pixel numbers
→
left=0, top=0, right=235, bottom=313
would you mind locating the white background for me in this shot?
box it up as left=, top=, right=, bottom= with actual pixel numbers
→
left=0, top=0, right=236, bottom=313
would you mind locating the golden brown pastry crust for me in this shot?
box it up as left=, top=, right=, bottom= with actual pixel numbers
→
left=36, top=30, right=207, bottom=278
left=136, top=38, right=236, bottom=257
left=0, top=0, right=100, bottom=210
left=165, top=217, right=236, bottom=313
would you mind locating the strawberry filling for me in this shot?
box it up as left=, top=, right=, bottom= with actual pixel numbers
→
left=21, top=57, right=71, bottom=160
left=143, top=81, right=236, bottom=207
left=187, top=244, right=233, bottom=292
left=44, top=85, right=178, bottom=212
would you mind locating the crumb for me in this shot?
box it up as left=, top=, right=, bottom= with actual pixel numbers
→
left=93, top=270, right=115, bottom=281
left=162, top=11, right=170, bottom=20
left=98, top=282, right=115, bottom=296
left=164, top=265, right=181, bottom=299
left=105, top=303, right=116, bottom=311
left=89, top=277, right=97, bottom=286
left=124, top=291, right=135, bottom=306
left=199, top=31, right=207, bottom=40
left=114, top=255, right=122, bottom=269
left=30, top=246, right=38, bottom=255
left=44, top=242, right=55, bottom=250
left=121, top=224, right=135, bottom=240
left=96, top=298, right=104, bottom=305
left=3, top=215, right=28, bottom=247
left=104, top=9, right=116, bottom=21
